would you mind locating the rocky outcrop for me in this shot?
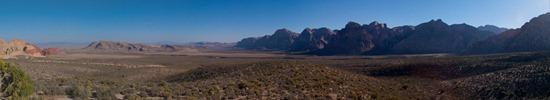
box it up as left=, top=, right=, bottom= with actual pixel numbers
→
left=366, top=22, right=415, bottom=55
left=464, top=13, right=550, bottom=54
left=42, top=48, right=65, bottom=56
left=84, top=41, right=196, bottom=53
left=477, top=25, right=509, bottom=34
left=236, top=29, right=299, bottom=50
left=391, top=19, right=494, bottom=54
left=314, top=22, right=375, bottom=55
left=0, top=39, right=44, bottom=59
left=290, top=27, right=335, bottom=52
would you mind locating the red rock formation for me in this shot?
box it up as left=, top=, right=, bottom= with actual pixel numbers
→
left=42, top=48, right=65, bottom=56
left=0, top=39, right=45, bottom=59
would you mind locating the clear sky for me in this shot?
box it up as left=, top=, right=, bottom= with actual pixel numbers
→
left=0, top=0, right=548, bottom=43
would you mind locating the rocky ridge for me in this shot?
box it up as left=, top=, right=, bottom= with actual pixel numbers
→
left=0, top=39, right=44, bottom=59
left=83, top=41, right=198, bottom=53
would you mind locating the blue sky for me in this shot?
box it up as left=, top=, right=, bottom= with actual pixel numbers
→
left=0, top=0, right=548, bottom=43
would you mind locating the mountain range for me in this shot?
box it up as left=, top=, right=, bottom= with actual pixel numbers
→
left=236, top=13, right=550, bottom=55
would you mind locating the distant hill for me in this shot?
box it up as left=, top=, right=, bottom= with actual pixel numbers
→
left=0, top=39, right=44, bottom=59
left=83, top=41, right=198, bottom=53
left=477, top=25, right=509, bottom=34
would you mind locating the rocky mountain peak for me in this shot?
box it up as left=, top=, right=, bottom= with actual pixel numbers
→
left=314, top=27, right=335, bottom=36
left=301, top=28, right=314, bottom=35
left=368, top=21, right=387, bottom=29
left=427, top=19, right=448, bottom=26
left=345, top=21, right=362, bottom=28
left=273, top=29, right=298, bottom=38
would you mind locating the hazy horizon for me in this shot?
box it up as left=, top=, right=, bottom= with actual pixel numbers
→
left=1, top=0, right=549, bottom=44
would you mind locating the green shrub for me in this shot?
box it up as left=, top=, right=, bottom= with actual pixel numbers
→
left=0, top=60, right=35, bottom=99
left=94, top=85, right=116, bottom=100
left=68, top=80, right=92, bottom=99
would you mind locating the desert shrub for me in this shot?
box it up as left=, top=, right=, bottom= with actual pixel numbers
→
left=68, top=80, right=92, bottom=99
left=44, top=85, right=66, bottom=95
left=125, top=94, right=141, bottom=100
left=0, top=60, right=35, bottom=99
left=94, top=85, right=116, bottom=100
left=100, top=79, right=117, bottom=85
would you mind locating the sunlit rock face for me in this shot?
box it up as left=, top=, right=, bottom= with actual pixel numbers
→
left=0, top=39, right=45, bottom=59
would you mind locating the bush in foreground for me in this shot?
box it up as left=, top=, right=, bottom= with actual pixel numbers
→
left=0, top=60, right=34, bottom=99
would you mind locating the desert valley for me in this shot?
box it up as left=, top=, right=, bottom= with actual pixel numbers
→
left=1, top=1, right=550, bottom=100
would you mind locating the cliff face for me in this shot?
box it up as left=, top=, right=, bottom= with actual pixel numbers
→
left=315, top=22, right=375, bottom=55
left=0, top=39, right=44, bottom=59
left=236, top=29, right=299, bottom=50
left=366, top=22, right=415, bottom=55
left=290, top=28, right=335, bottom=52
